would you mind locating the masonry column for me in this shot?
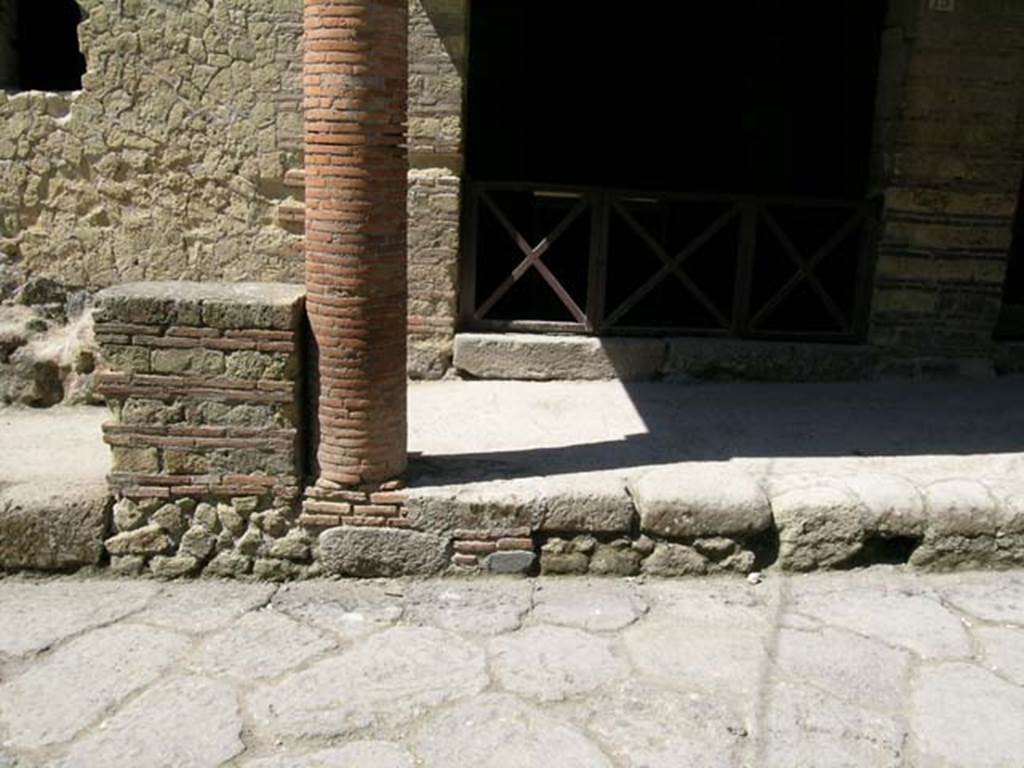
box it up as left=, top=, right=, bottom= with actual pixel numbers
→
left=303, top=0, right=408, bottom=492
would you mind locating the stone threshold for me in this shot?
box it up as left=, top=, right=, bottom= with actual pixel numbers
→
left=454, top=332, right=879, bottom=382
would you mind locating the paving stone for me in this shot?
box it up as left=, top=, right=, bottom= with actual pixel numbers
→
left=411, top=693, right=613, bottom=768
left=318, top=527, right=448, bottom=577
left=626, top=581, right=778, bottom=710
left=57, top=676, right=244, bottom=768
left=787, top=576, right=971, bottom=659
left=773, top=626, right=912, bottom=712
left=0, top=580, right=157, bottom=657
left=489, top=625, right=628, bottom=702
left=132, top=581, right=275, bottom=635
left=585, top=685, right=747, bottom=768
left=248, top=626, right=488, bottom=738
left=760, top=681, right=906, bottom=768
left=0, top=624, right=191, bottom=749
left=975, top=626, right=1024, bottom=686
left=910, top=662, right=1024, bottom=768
left=403, top=580, right=533, bottom=635
left=190, top=608, right=334, bottom=681
left=936, top=574, right=1024, bottom=624
left=533, top=579, right=647, bottom=631
left=240, top=742, right=415, bottom=768
left=631, top=463, right=772, bottom=538
left=271, top=581, right=404, bottom=640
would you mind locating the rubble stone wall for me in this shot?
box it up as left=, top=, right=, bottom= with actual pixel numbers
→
left=94, top=282, right=313, bottom=580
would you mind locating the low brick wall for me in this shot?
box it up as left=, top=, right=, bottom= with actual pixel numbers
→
left=94, top=282, right=312, bottom=579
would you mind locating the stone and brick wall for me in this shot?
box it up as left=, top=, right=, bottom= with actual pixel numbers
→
left=0, top=0, right=466, bottom=381
left=868, top=0, right=1024, bottom=372
left=3, top=0, right=1024, bottom=389
left=93, top=282, right=312, bottom=579
left=0, top=0, right=306, bottom=303
left=406, top=0, right=466, bottom=377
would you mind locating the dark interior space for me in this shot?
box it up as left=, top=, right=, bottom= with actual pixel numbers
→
left=467, top=0, right=887, bottom=198
left=996, top=172, right=1024, bottom=339
left=2, top=0, right=86, bottom=92
left=465, top=1, right=885, bottom=338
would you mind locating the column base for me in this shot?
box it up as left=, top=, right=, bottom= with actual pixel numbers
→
left=300, top=478, right=410, bottom=530
left=302, top=479, right=450, bottom=576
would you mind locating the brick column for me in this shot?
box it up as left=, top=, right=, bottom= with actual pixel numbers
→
left=304, top=0, right=408, bottom=490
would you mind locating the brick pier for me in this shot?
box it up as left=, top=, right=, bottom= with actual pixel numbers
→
left=301, top=0, right=418, bottom=553
left=303, top=0, right=409, bottom=487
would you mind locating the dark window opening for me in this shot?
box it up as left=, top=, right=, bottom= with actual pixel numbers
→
left=0, top=0, right=86, bottom=92
left=996, top=173, right=1024, bottom=340
left=463, top=1, right=887, bottom=338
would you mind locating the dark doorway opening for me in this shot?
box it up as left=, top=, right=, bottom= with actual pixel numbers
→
left=996, top=173, right=1024, bottom=339
left=0, top=0, right=86, bottom=92
left=463, top=1, right=887, bottom=339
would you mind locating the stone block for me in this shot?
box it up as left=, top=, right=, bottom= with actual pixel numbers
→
left=151, top=348, right=225, bottom=376
left=537, top=475, right=636, bottom=534
left=631, top=464, right=772, bottom=539
left=664, top=338, right=877, bottom=382
left=0, top=483, right=109, bottom=571
left=95, top=283, right=305, bottom=331
left=105, top=524, right=175, bottom=557
left=162, top=450, right=210, bottom=475
left=112, top=498, right=146, bottom=532
left=483, top=551, right=536, bottom=575
left=151, top=503, right=188, bottom=537
left=110, top=446, right=159, bottom=474
left=179, top=526, right=217, bottom=561
left=253, top=558, right=303, bottom=581
left=540, top=551, right=590, bottom=575
left=150, top=555, right=200, bottom=579
left=224, top=350, right=294, bottom=380
left=589, top=544, right=643, bottom=576
left=205, top=552, right=253, bottom=577
left=318, top=527, right=449, bottom=577
left=771, top=482, right=866, bottom=572
left=101, top=345, right=151, bottom=374
left=642, top=543, right=710, bottom=576
left=405, top=482, right=543, bottom=535
left=453, top=333, right=665, bottom=381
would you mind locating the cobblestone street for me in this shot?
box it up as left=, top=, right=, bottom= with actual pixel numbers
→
left=1, top=569, right=1022, bottom=767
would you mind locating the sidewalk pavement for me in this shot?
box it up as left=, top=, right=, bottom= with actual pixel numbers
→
left=4, top=377, right=1024, bottom=573
left=0, top=569, right=1022, bottom=767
